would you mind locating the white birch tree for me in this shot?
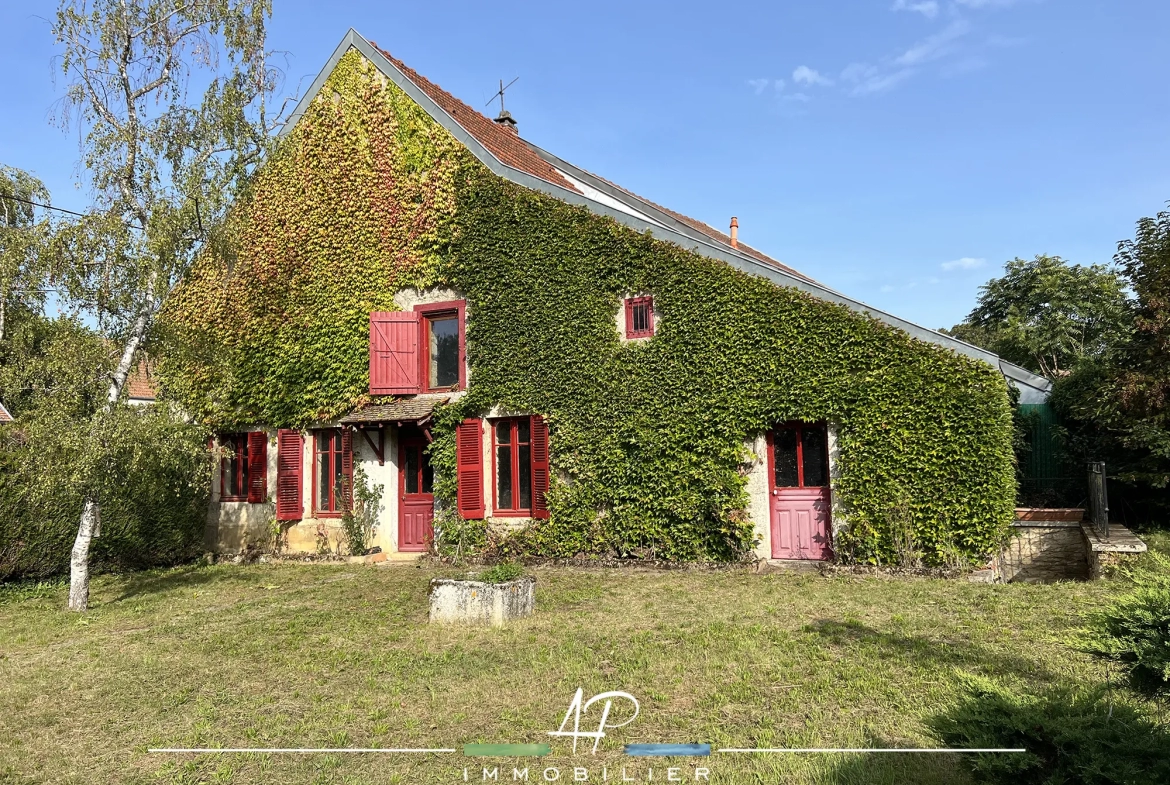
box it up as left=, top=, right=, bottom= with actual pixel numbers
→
left=50, top=0, right=292, bottom=610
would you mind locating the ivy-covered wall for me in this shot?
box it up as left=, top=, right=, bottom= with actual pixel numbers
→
left=159, top=51, right=1016, bottom=564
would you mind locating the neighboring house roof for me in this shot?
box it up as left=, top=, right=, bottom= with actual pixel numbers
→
left=282, top=30, right=1052, bottom=402
left=126, top=361, right=156, bottom=402
left=0, top=402, right=13, bottom=423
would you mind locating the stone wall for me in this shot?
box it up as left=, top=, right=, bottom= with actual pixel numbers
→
left=997, top=520, right=1089, bottom=583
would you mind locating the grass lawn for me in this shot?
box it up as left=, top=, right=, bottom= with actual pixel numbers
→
left=0, top=555, right=1158, bottom=785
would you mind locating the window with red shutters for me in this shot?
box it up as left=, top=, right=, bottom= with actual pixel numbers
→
left=276, top=429, right=303, bottom=521
left=456, top=418, right=484, bottom=519
left=219, top=433, right=249, bottom=501
left=370, top=301, right=467, bottom=396
left=492, top=416, right=550, bottom=517
left=370, top=312, right=421, bottom=395
left=246, top=431, right=268, bottom=503
left=625, top=296, right=654, bottom=339
left=415, top=300, right=467, bottom=392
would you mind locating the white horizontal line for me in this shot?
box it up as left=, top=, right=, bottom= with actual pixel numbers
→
left=148, top=748, right=457, bottom=754
left=716, top=748, right=1027, bottom=754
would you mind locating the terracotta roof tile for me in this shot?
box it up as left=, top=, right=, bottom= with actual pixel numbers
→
left=0, top=402, right=13, bottom=423
left=370, top=44, right=581, bottom=195
left=368, top=43, right=816, bottom=285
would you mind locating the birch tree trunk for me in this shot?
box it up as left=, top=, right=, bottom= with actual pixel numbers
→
left=67, top=298, right=153, bottom=612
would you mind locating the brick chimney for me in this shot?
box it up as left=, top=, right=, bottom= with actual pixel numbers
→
left=730, top=217, right=739, bottom=249
left=493, top=110, right=518, bottom=135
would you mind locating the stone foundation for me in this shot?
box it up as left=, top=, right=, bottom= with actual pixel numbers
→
left=991, top=508, right=1147, bottom=583
left=1082, top=523, right=1147, bottom=578
left=998, top=519, right=1089, bottom=582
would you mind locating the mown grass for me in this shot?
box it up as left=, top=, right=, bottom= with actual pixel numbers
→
left=0, top=557, right=1158, bottom=785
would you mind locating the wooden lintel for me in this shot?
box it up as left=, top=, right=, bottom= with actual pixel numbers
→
left=360, top=426, right=385, bottom=465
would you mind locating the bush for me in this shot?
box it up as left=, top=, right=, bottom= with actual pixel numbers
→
left=0, top=406, right=210, bottom=582
left=1078, top=553, right=1170, bottom=694
left=929, top=675, right=1170, bottom=785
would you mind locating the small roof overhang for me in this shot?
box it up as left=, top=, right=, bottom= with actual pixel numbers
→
left=339, top=397, right=448, bottom=426
left=0, top=402, right=13, bottom=424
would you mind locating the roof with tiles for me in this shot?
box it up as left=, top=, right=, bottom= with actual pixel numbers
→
left=126, top=362, right=156, bottom=401
left=371, top=43, right=581, bottom=196
left=368, top=42, right=807, bottom=281
left=0, top=402, right=13, bottom=423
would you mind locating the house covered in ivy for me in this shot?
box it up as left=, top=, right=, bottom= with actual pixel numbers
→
left=159, top=30, right=1050, bottom=566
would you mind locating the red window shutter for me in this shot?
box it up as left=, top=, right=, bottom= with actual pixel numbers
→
left=341, top=428, right=354, bottom=511
left=531, top=416, right=550, bottom=519
left=624, top=298, right=635, bottom=339
left=247, top=432, right=268, bottom=503
left=276, top=429, right=303, bottom=521
left=370, top=311, right=421, bottom=395
left=456, top=418, right=484, bottom=519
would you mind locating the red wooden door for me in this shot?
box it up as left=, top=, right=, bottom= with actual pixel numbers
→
left=769, top=423, right=832, bottom=560
left=399, top=438, right=434, bottom=552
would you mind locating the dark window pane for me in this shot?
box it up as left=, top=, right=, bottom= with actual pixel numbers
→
left=405, top=446, right=419, bottom=494
left=317, top=445, right=330, bottom=511
left=802, top=427, right=828, bottom=487
left=496, top=420, right=511, bottom=444
left=226, top=435, right=248, bottom=497
left=422, top=450, right=434, bottom=494
left=518, top=445, right=532, bottom=510
left=428, top=315, right=460, bottom=388
left=632, top=301, right=651, bottom=334
left=516, top=419, right=530, bottom=444
left=774, top=428, right=799, bottom=487
left=497, top=446, right=513, bottom=509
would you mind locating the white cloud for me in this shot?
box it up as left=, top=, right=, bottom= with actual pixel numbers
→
left=793, top=65, right=833, bottom=86
left=880, top=284, right=895, bottom=293
left=783, top=92, right=811, bottom=103
left=894, top=20, right=971, bottom=67
left=892, top=0, right=939, bottom=18
left=747, top=78, right=770, bottom=95
left=941, top=257, right=986, bottom=271
left=849, top=67, right=915, bottom=95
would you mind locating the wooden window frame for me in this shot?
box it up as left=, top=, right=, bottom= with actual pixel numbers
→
left=770, top=421, right=829, bottom=489
left=491, top=417, right=533, bottom=517
left=218, top=433, right=250, bottom=502
left=312, top=428, right=345, bottom=517
left=414, top=300, right=467, bottom=393
left=625, top=296, right=655, bottom=339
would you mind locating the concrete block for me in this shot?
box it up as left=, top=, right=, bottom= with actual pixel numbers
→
left=429, top=577, right=536, bottom=626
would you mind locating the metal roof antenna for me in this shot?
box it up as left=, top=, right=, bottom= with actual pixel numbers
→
left=486, top=77, right=519, bottom=132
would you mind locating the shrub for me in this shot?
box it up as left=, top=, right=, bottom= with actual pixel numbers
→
left=339, top=465, right=384, bottom=556
left=477, top=562, right=524, bottom=584
left=1078, top=553, right=1170, bottom=694
left=929, top=675, right=1170, bottom=785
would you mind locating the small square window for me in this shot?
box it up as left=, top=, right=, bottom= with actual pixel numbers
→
left=625, top=296, right=654, bottom=339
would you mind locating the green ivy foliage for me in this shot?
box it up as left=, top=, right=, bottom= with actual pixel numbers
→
left=159, top=53, right=1016, bottom=563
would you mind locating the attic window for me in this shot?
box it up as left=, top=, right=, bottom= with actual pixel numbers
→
left=625, top=296, right=654, bottom=339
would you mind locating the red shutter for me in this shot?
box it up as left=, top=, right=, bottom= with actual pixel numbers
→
left=624, top=298, right=634, bottom=339
left=456, top=418, right=484, bottom=519
left=531, top=416, right=550, bottom=519
left=370, top=311, right=421, bottom=395
left=341, top=428, right=354, bottom=512
left=247, top=431, right=268, bottom=503
left=276, top=429, right=303, bottom=521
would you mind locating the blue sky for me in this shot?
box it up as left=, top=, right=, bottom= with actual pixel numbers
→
left=2, top=0, right=1168, bottom=329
